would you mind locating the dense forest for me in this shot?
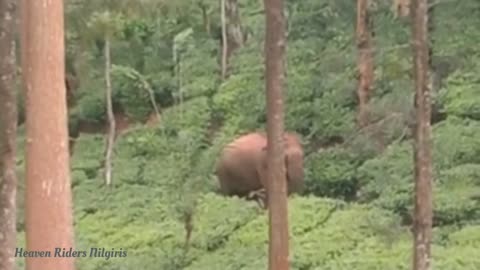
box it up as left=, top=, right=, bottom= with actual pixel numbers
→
left=4, top=0, right=480, bottom=269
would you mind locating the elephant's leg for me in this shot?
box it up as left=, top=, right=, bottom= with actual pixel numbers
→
left=248, top=188, right=267, bottom=209
left=247, top=187, right=265, bottom=199
left=217, top=168, right=239, bottom=196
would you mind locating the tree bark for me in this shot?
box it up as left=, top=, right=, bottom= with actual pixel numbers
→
left=427, top=0, right=436, bottom=92
left=143, top=78, right=161, bottom=121
left=411, top=0, right=433, bottom=269
left=20, top=0, right=76, bottom=269
left=104, top=37, right=115, bottom=187
left=0, top=0, right=18, bottom=269
left=220, top=0, right=245, bottom=80
left=263, top=0, right=289, bottom=269
left=394, top=0, right=411, bottom=17
left=198, top=2, right=211, bottom=36
left=225, top=0, right=245, bottom=60
left=356, top=0, right=374, bottom=127
left=220, top=0, right=228, bottom=80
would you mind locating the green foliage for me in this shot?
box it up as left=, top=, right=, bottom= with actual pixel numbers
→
left=212, top=71, right=264, bottom=130
left=191, top=193, right=259, bottom=251
left=305, top=147, right=360, bottom=200
left=13, top=0, right=480, bottom=269
left=111, top=64, right=156, bottom=121
left=292, top=203, right=404, bottom=269
left=284, top=40, right=316, bottom=133
left=433, top=117, right=480, bottom=168
left=439, top=70, right=480, bottom=120
left=87, top=11, right=126, bottom=39
left=174, top=32, right=219, bottom=100
left=434, top=164, right=480, bottom=225
left=161, top=96, right=212, bottom=138
left=358, top=118, right=480, bottom=225
left=306, top=40, right=357, bottom=140
left=433, top=238, right=480, bottom=269
left=433, top=1, right=480, bottom=58
left=310, top=91, right=355, bottom=140
left=70, top=74, right=107, bottom=124
left=287, top=0, right=354, bottom=41
left=72, top=135, right=105, bottom=172
left=448, top=225, right=480, bottom=247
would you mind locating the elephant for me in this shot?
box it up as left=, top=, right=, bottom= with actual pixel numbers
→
left=258, top=133, right=305, bottom=195
left=214, top=132, right=304, bottom=206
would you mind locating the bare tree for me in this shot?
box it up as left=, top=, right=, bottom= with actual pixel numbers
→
left=20, top=0, right=76, bottom=269
left=0, top=1, right=18, bottom=269
left=356, top=0, right=374, bottom=127
left=198, top=1, right=212, bottom=35
left=220, top=0, right=227, bottom=80
left=410, top=0, right=433, bottom=269
left=83, top=10, right=122, bottom=187
left=221, top=0, right=246, bottom=80
left=263, top=0, right=289, bottom=269
left=225, top=0, right=246, bottom=60
left=104, top=36, right=115, bottom=187
left=427, top=0, right=437, bottom=92
left=393, top=0, right=411, bottom=17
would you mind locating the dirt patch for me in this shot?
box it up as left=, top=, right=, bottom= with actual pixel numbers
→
left=77, top=120, right=105, bottom=134
left=114, top=111, right=134, bottom=136
left=73, top=111, right=135, bottom=136
left=144, top=111, right=160, bottom=128
left=69, top=111, right=134, bottom=155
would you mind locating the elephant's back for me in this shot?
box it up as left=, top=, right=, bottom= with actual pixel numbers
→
left=221, top=133, right=266, bottom=158
left=228, top=132, right=266, bottom=148
left=219, top=132, right=266, bottom=171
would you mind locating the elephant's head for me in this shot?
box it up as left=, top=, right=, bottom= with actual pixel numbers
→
left=259, top=133, right=305, bottom=195
left=284, top=134, right=304, bottom=194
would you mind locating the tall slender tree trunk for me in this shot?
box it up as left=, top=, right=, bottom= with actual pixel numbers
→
left=411, top=0, right=433, bottom=269
left=356, top=0, right=374, bottom=127
left=220, top=0, right=228, bottom=80
left=220, top=0, right=245, bottom=80
left=427, top=0, right=436, bottom=92
left=0, top=1, right=18, bottom=269
left=263, top=0, right=289, bottom=269
left=225, top=0, right=245, bottom=60
left=142, top=78, right=161, bottom=120
left=393, top=0, right=411, bottom=18
left=198, top=2, right=211, bottom=35
left=104, top=37, right=115, bottom=187
left=20, top=0, right=76, bottom=269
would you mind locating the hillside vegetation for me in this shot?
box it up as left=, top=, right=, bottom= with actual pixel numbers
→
left=14, top=0, right=480, bottom=269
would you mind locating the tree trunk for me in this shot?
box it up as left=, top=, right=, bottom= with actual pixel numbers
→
left=411, top=0, right=433, bottom=269
left=199, top=2, right=211, bottom=36
left=263, top=0, right=289, bottom=269
left=427, top=0, right=436, bottom=92
left=356, top=0, right=374, bottom=127
left=220, top=0, right=228, bottom=80
left=104, top=37, right=115, bottom=187
left=0, top=1, right=18, bottom=269
left=142, top=78, right=161, bottom=121
left=394, top=0, right=411, bottom=18
left=226, top=0, right=245, bottom=60
left=20, top=0, right=76, bottom=269
left=220, top=0, right=245, bottom=80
